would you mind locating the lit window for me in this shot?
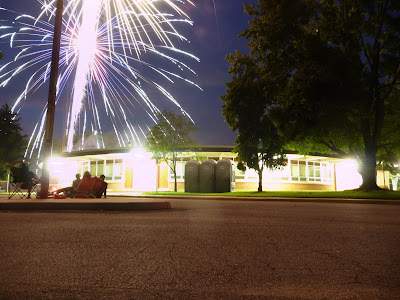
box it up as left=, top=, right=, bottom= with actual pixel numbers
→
left=74, top=159, right=127, bottom=182
left=90, top=163, right=97, bottom=176
left=291, top=160, right=299, bottom=181
left=106, top=160, right=113, bottom=179
left=77, top=161, right=90, bottom=176
left=83, top=162, right=89, bottom=174
left=114, top=159, right=123, bottom=180
left=290, top=160, right=332, bottom=184
left=235, top=164, right=245, bottom=180
left=299, top=161, right=307, bottom=181
left=97, top=161, right=104, bottom=176
left=170, top=161, right=185, bottom=180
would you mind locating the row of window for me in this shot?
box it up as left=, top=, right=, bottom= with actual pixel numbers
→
left=170, top=160, right=333, bottom=184
left=290, top=160, right=332, bottom=183
left=236, top=160, right=333, bottom=183
left=76, top=158, right=333, bottom=184
left=78, top=159, right=123, bottom=181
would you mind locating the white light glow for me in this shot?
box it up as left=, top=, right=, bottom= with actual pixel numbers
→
left=46, top=157, right=80, bottom=188
left=48, top=156, right=65, bottom=166
left=342, top=159, right=358, bottom=168
left=335, top=160, right=362, bottom=191
left=129, top=149, right=157, bottom=191
left=130, top=147, right=152, bottom=159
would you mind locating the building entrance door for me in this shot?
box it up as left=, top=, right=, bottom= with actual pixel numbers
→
left=158, top=163, right=169, bottom=190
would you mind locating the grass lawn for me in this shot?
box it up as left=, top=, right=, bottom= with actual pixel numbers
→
left=2, top=190, right=399, bottom=200
left=145, top=190, right=400, bottom=200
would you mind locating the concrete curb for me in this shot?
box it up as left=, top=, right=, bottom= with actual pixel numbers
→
left=1, top=194, right=399, bottom=212
left=0, top=201, right=171, bottom=211
left=118, top=194, right=400, bottom=205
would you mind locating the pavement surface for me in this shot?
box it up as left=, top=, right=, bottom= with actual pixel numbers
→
left=0, top=193, right=399, bottom=211
left=0, top=199, right=399, bottom=299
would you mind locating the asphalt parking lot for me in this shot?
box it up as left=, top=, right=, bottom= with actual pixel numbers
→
left=1, top=199, right=399, bottom=299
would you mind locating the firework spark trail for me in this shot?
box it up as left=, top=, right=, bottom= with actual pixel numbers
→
left=67, top=0, right=102, bottom=152
left=0, top=0, right=199, bottom=156
left=211, top=0, right=221, bottom=45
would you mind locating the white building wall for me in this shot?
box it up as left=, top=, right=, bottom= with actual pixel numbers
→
left=130, top=149, right=157, bottom=191
left=335, top=160, right=362, bottom=191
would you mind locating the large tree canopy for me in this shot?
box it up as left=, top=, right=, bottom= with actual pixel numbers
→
left=0, top=104, right=27, bottom=179
left=146, top=110, right=197, bottom=192
left=222, top=52, right=286, bottom=192
left=224, top=0, right=400, bottom=190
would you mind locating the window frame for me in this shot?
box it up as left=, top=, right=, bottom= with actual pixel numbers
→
left=77, top=159, right=124, bottom=182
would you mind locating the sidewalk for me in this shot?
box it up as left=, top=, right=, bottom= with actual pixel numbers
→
left=0, top=193, right=399, bottom=211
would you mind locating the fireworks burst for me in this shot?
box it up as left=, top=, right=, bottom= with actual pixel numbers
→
left=0, top=0, right=200, bottom=156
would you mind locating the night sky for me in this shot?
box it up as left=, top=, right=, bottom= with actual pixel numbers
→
left=0, top=0, right=256, bottom=147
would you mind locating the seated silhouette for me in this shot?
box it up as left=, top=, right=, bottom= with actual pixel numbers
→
left=10, top=163, right=39, bottom=199
left=73, top=173, right=107, bottom=198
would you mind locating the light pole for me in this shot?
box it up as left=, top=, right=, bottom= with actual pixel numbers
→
left=38, top=0, right=64, bottom=198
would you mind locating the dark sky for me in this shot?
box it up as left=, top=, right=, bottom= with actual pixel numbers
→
left=0, top=0, right=256, bottom=147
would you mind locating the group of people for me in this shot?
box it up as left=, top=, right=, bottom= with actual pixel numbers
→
left=8, top=161, right=108, bottom=199
left=55, top=171, right=107, bottom=198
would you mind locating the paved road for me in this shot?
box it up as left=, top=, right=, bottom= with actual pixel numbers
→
left=1, top=199, right=399, bottom=299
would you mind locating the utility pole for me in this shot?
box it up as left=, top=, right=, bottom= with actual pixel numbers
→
left=38, top=0, right=64, bottom=198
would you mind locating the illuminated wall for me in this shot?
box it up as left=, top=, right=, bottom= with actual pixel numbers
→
left=376, top=170, right=390, bottom=190
left=164, top=155, right=339, bottom=191
left=234, top=158, right=334, bottom=185
left=335, top=160, right=362, bottom=191
left=48, top=149, right=378, bottom=193
left=48, top=148, right=157, bottom=192
left=236, top=182, right=334, bottom=191
left=48, top=157, right=80, bottom=190
left=130, top=149, right=157, bottom=191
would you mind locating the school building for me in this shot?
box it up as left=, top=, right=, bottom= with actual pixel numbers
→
left=47, top=146, right=391, bottom=193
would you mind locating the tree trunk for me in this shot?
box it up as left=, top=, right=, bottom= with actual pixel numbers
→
left=358, top=148, right=380, bottom=191
left=257, top=170, right=263, bottom=192
left=172, top=159, right=177, bottom=192
left=173, top=168, right=177, bottom=192
left=174, top=175, right=177, bottom=192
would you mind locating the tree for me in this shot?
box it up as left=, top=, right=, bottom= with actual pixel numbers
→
left=235, top=123, right=286, bottom=192
left=225, top=0, right=400, bottom=191
left=222, top=52, right=286, bottom=192
left=0, top=104, right=28, bottom=179
left=146, top=110, right=197, bottom=192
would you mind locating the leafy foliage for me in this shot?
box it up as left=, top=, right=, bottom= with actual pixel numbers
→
left=0, top=104, right=27, bottom=179
left=222, top=52, right=286, bottom=191
left=224, top=0, right=400, bottom=190
left=146, top=110, right=197, bottom=191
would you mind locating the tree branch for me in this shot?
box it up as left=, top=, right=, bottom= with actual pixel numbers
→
left=358, top=31, right=372, bottom=70
left=382, top=63, right=400, bottom=102
left=318, top=139, right=349, bottom=157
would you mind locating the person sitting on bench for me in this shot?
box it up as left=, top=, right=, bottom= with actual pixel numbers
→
left=99, top=174, right=108, bottom=198
left=72, top=173, right=107, bottom=198
left=83, top=171, right=91, bottom=178
left=54, top=173, right=81, bottom=197
left=72, top=173, right=81, bottom=188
